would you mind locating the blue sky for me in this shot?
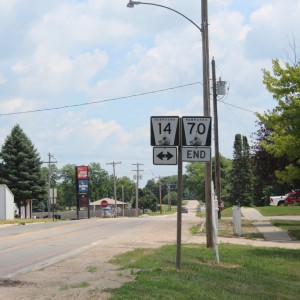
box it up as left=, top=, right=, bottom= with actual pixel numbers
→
left=0, top=0, right=300, bottom=186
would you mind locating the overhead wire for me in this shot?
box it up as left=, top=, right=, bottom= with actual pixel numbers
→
left=0, top=81, right=256, bottom=117
left=0, top=82, right=200, bottom=117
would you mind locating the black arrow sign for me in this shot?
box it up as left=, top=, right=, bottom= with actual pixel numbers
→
left=157, top=151, right=174, bottom=161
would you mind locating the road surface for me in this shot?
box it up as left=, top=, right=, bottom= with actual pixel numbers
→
left=0, top=200, right=200, bottom=278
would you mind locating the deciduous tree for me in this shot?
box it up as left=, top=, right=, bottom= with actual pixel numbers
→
left=257, top=59, right=300, bottom=185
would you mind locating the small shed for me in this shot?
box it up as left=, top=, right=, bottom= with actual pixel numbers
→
left=90, top=198, right=128, bottom=212
left=0, top=184, right=14, bottom=220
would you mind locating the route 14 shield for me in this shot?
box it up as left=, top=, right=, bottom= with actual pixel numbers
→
left=151, top=116, right=179, bottom=146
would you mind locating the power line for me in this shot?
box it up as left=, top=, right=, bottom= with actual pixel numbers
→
left=217, top=100, right=256, bottom=113
left=0, top=80, right=257, bottom=117
left=0, top=82, right=201, bottom=117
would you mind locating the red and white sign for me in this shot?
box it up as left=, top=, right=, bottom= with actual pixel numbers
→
left=76, top=166, right=88, bottom=179
left=101, top=200, right=108, bottom=208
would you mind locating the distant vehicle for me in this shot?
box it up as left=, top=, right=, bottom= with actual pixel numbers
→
left=181, top=207, right=188, bottom=213
left=269, top=190, right=300, bottom=206
left=285, top=190, right=300, bottom=206
left=269, top=195, right=287, bottom=206
left=101, top=207, right=115, bottom=218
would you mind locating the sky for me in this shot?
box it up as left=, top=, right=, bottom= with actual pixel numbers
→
left=0, top=0, right=299, bottom=186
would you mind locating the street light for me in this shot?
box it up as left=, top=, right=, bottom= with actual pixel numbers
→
left=127, top=1, right=202, bottom=32
left=126, top=0, right=213, bottom=250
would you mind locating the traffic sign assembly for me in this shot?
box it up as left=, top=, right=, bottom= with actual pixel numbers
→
left=153, top=147, right=177, bottom=165
left=151, top=116, right=212, bottom=166
left=181, top=116, right=211, bottom=146
left=151, top=116, right=180, bottom=146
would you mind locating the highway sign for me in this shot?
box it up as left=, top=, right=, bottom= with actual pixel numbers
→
left=182, top=147, right=211, bottom=162
left=182, top=116, right=211, bottom=146
left=153, top=147, right=177, bottom=165
left=151, top=116, right=180, bottom=146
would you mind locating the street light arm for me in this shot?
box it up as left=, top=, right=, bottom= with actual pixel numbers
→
left=127, top=1, right=202, bottom=32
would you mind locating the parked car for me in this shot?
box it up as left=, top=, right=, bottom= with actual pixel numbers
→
left=181, top=207, right=188, bottom=213
left=269, top=190, right=300, bottom=206
left=285, top=190, right=300, bottom=206
left=101, top=208, right=115, bottom=218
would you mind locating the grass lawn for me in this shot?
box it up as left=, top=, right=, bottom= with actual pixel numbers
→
left=109, top=244, right=300, bottom=299
left=255, top=206, right=300, bottom=216
left=0, top=218, right=60, bottom=226
left=146, top=205, right=177, bottom=216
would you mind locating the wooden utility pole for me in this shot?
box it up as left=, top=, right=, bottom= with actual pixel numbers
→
left=157, top=176, right=163, bottom=214
left=212, top=58, right=222, bottom=219
left=43, top=153, right=57, bottom=219
left=107, top=161, right=121, bottom=217
left=132, top=163, right=143, bottom=217
left=201, top=0, right=213, bottom=247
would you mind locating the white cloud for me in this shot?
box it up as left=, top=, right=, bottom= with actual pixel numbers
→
left=0, top=0, right=299, bottom=185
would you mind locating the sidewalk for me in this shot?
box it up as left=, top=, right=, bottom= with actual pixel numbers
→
left=241, top=207, right=295, bottom=243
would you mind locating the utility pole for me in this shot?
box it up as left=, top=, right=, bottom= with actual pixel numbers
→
left=122, top=185, right=125, bottom=217
left=132, top=163, right=143, bottom=217
left=156, top=176, right=163, bottom=214
left=43, top=153, right=57, bottom=219
left=201, top=0, right=213, bottom=247
left=212, top=58, right=221, bottom=219
left=167, top=180, right=175, bottom=210
left=106, top=161, right=121, bottom=217
left=167, top=181, right=171, bottom=210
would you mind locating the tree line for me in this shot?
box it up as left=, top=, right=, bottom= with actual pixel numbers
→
left=0, top=58, right=299, bottom=212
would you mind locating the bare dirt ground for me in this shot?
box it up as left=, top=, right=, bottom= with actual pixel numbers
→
left=0, top=245, right=136, bottom=300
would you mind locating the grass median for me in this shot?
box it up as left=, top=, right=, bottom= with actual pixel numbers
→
left=109, top=243, right=300, bottom=299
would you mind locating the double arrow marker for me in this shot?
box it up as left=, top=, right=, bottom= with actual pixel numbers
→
left=153, top=147, right=177, bottom=165
left=156, top=151, right=174, bottom=161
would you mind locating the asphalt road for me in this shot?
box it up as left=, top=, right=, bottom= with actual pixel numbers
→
left=0, top=201, right=199, bottom=279
left=3, top=201, right=298, bottom=280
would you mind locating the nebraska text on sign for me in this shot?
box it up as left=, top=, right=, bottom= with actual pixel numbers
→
left=182, top=116, right=211, bottom=146
left=182, top=147, right=211, bottom=162
left=151, top=116, right=179, bottom=146
left=153, top=147, right=177, bottom=165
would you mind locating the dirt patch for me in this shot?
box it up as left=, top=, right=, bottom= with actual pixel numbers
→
left=0, top=245, right=136, bottom=300
left=0, top=279, right=33, bottom=287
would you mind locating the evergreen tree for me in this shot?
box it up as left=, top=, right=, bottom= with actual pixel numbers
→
left=0, top=125, right=46, bottom=213
left=229, top=134, right=253, bottom=206
left=212, top=154, right=232, bottom=206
